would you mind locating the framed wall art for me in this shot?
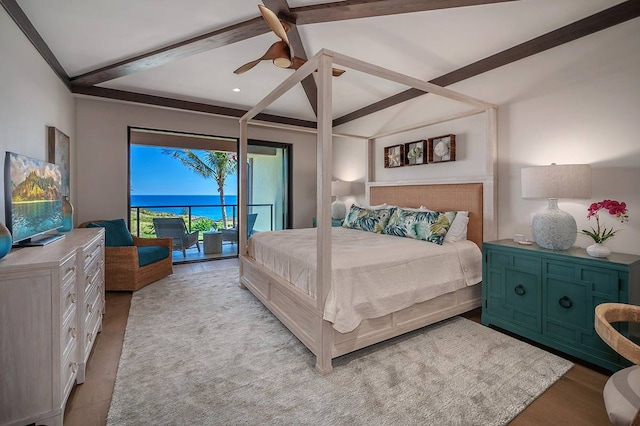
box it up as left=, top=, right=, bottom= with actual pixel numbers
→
left=384, top=144, right=404, bottom=168
left=47, top=126, right=70, bottom=196
left=428, top=134, right=456, bottom=163
left=404, top=140, right=426, bottom=166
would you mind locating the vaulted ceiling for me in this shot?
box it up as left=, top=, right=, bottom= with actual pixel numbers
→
left=3, top=0, right=638, bottom=132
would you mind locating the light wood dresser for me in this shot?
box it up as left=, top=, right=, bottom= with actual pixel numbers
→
left=0, top=228, right=105, bottom=426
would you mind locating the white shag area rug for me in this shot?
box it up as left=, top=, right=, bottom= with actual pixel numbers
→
left=107, top=267, right=573, bottom=425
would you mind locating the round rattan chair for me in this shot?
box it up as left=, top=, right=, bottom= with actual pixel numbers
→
left=595, top=303, right=640, bottom=426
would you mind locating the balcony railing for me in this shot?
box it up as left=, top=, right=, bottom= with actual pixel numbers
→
left=129, top=203, right=274, bottom=238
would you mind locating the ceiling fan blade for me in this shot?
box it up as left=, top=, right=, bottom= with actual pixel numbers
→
left=258, top=5, right=290, bottom=47
left=233, top=58, right=262, bottom=75
left=234, top=41, right=289, bottom=75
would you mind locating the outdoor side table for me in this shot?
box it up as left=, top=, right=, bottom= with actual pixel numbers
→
left=203, top=231, right=222, bottom=254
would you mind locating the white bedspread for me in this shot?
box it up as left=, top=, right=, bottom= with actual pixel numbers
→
left=248, top=227, right=482, bottom=333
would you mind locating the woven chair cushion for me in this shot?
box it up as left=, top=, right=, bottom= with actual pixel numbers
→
left=86, top=219, right=134, bottom=247
left=137, top=245, right=171, bottom=267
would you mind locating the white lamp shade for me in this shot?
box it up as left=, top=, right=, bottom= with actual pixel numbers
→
left=521, top=164, right=591, bottom=199
left=331, top=180, right=351, bottom=197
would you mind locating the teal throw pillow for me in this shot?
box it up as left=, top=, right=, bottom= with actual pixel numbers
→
left=86, top=219, right=134, bottom=247
left=384, top=208, right=456, bottom=245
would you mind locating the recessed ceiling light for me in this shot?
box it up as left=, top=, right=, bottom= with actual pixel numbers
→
left=233, top=88, right=240, bottom=92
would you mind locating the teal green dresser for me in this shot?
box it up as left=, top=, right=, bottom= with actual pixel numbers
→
left=312, top=217, right=343, bottom=227
left=482, top=239, right=640, bottom=371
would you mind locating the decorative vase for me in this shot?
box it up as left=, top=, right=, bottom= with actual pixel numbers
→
left=531, top=198, right=577, bottom=250
left=586, top=242, right=611, bottom=258
left=0, top=221, right=12, bottom=260
left=59, top=195, right=74, bottom=232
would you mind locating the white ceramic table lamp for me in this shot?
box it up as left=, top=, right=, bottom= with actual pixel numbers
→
left=521, top=164, right=591, bottom=250
left=331, top=180, right=351, bottom=220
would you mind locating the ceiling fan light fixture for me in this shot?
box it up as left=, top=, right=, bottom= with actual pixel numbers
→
left=273, top=57, right=292, bottom=68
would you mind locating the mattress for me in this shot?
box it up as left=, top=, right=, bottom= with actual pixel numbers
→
left=248, top=227, right=482, bottom=333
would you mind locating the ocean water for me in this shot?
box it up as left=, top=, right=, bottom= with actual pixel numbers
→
left=131, top=195, right=238, bottom=221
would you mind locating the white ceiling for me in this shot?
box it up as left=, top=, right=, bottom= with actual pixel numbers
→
left=14, top=0, right=627, bottom=129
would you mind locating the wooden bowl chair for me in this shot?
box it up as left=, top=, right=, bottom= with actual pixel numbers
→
left=595, top=303, right=640, bottom=426
left=79, top=219, right=173, bottom=291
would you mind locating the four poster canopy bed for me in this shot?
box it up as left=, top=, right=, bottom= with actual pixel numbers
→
left=237, top=49, right=497, bottom=373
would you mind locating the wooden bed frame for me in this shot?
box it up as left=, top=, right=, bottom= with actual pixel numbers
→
left=240, top=182, right=484, bottom=372
left=237, top=50, right=496, bottom=373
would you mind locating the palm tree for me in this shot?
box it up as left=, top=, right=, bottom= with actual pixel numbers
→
left=163, top=149, right=238, bottom=228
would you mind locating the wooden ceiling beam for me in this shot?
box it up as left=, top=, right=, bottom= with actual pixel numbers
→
left=291, top=0, right=519, bottom=25
left=71, top=86, right=317, bottom=129
left=68, top=0, right=517, bottom=87
left=333, top=0, right=640, bottom=127
left=263, top=0, right=319, bottom=117
left=1, top=0, right=70, bottom=87
left=70, top=17, right=270, bottom=86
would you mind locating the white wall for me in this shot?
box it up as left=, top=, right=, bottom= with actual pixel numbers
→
left=0, top=8, right=75, bottom=223
left=75, top=98, right=317, bottom=229
left=333, top=18, right=640, bottom=255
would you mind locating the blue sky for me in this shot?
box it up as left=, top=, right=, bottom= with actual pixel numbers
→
left=130, top=146, right=237, bottom=196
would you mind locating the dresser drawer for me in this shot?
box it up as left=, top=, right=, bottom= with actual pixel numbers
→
left=543, top=260, right=619, bottom=361
left=82, top=235, right=104, bottom=270
left=484, top=249, right=542, bottom=332
left=61, top=305, right=78, bottom=360
left=84, top=258, right=104, bottom=293
left=61, top=278, right=78, bottom=322
left=60, top=254, right=77, bottom=289
left=83, top=309, right=102, bottom=361
left=83, top=282, right=102, bottom=324
left=61, top=341, right=79, bottom=401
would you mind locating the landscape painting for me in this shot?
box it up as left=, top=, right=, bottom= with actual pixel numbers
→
left=5, top=152, right=63, bottom=242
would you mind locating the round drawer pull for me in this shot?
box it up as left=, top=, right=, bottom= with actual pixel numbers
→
left=69, top=327, right=77, bottom=338
left=69, top=292, right=76, bottom=304
left=70, top=361, right=78, bottom=373
left=87, top=304, right=93, bottom=313
left=559, top=296, right=573, bottom=309
left=514, top=284, right=526, bottom=296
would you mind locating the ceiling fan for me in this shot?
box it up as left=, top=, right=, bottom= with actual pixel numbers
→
left=233, top=5, right=345, bottom=77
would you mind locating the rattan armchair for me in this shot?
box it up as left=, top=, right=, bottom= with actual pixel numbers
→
left=79, top=220, right=173, bottom=291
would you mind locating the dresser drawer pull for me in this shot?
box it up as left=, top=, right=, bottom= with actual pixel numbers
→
left=70, top=361, right=78, bottom=374
left=66, top=265, right=76, bottom=273
left=87, top=303, right=93, bottom=313
left=559, top=296, right=573, bottom=309
left=87, top=333, right=93, bottom=343
left=68, top=292, right=76, bottom=304
left=69, top=326, right=77, bottom=338
left=514, top=285, right=526, bottom=296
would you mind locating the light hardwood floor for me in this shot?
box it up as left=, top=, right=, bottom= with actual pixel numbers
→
left=63, top=258, right=611, bottom=425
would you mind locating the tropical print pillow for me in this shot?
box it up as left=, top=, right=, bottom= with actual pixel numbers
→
left=342, top=205, right=394, bottom=233
left=384, top=208, right=457, bottom=245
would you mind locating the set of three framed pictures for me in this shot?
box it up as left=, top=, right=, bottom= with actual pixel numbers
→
left=384, top=134, right=456, bottom=168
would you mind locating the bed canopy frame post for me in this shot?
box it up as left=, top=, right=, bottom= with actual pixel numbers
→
left=239, top=118, right=249, bottom=260
left=316, top=53, right=334, bottom=374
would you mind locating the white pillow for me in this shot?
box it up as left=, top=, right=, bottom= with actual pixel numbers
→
left=445, top=212, right=469, bottom=242
left=354, top=203, right=388, bottom=210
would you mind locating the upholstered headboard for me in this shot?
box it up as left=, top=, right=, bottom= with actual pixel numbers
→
left=369, top=183, right=484, bottom=248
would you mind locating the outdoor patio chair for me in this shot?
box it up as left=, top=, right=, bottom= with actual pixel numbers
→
left=153, top=217, right=200, bottom=257
left=221, top=213, right=258, bottom=244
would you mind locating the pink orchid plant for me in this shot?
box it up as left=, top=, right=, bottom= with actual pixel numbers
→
left=581, top=199, right=629, bottom=243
